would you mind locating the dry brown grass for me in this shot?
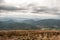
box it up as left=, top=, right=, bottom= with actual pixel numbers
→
left=0, top=30, right=60, bottom=40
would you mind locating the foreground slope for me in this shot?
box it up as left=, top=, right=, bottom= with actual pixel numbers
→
left=0, top=30, right=60, bottom=40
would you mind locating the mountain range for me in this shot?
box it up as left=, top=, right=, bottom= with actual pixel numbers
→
left=0, top=19, right=60, bottom=30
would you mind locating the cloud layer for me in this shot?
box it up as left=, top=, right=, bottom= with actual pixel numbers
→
left=0, top=4, right=60, bottom=15
left=0, top=0, right=60, bottom=19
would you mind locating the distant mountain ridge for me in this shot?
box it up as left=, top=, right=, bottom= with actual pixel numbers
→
left=0, top=19, right=60, bottom=30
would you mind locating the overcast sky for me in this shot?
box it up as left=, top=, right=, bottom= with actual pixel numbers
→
left=1, top=0, right=57, bottom=7
left=0, top=0, right=60, bottom=19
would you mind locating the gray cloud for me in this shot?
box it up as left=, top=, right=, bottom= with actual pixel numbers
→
left=0, top=0, right=4, bottom=4
left=0, top=0, right=3, bottom=3
left=0, top=0, right=18, bottom=11
left=0, top=3, right=60, bottom=15
left=0, top=5, right=29, bottom=12
left=31, top=6, right=60, bottom=15
left=0, top=5, right=20, bottom=11
left=27, top=4, right=60, bottom=15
